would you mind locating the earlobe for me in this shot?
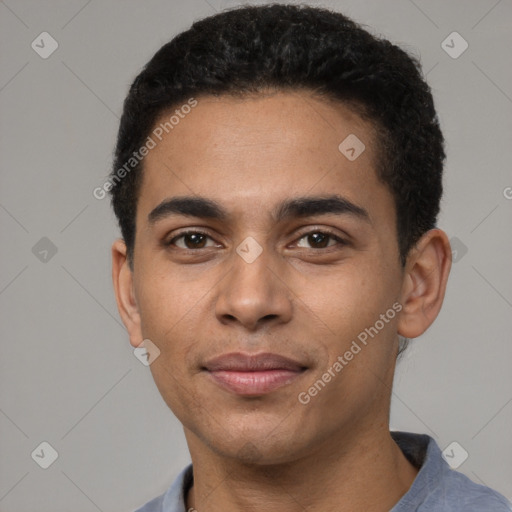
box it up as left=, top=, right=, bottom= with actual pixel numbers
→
left=397, top=229, right=452, bottom=339
left=111, top=239, right=143, bottom=348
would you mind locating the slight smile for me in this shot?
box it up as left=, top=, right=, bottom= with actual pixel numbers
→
left=203, top=352, right=308, bottom=396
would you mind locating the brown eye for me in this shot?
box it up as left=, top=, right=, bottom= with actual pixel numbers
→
left=168, top=231, right=216, bottom=249
left=296, top=231, right=344, bottom=249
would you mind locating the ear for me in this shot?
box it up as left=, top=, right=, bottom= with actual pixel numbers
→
left=112, top=239, right=143, bottom=348
left=397, top=229, right=452, bottom=339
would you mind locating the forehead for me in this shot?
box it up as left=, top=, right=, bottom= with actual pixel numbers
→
left=136, top=91, right=392, bottom=226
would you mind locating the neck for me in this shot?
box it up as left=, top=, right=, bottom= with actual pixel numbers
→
left=184, top=426, right=418, bottom=512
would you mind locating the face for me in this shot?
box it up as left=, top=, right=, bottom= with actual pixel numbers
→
left=122, top=91, right=408, bottom=463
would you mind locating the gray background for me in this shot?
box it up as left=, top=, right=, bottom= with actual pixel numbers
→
left=0, top=0, right=511, bottom=510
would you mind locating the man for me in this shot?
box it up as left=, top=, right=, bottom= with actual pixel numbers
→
left=109, top=4, right=511, bottom=511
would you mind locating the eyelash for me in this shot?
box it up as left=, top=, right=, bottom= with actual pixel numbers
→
left=165, top=229, right=347, bottom=251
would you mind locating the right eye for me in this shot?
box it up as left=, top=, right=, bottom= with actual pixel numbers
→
left=166, top=230, right=220, bottom=250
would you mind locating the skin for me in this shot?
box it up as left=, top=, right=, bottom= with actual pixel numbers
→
left=112, top=90, right=451, bottom=512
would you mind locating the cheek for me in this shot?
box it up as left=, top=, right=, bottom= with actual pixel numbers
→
left=298, top=268, right=399, bottom=420
left=302, top=260, right=401, bottom=395
left=307, top=262, right=392, bottom=337
left=136, top=272, right=201, bottom=413
left=134, top=267, right=224, bottom=378
left=135, top=271, right=191, bottom=349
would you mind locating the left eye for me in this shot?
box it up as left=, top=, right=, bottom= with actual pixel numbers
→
left=169, top=232, right=218, bottom=249
left=295, top=232, right=344, bottom=249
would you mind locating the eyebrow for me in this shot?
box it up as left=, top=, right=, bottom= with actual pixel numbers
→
left=147, top=195, right=370, bottom=225
left=148, top=196, right=228, bottom=225
left=275, top=195, right=370, bottom=223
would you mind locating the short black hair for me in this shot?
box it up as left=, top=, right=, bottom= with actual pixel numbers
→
left=110, top=3, right=445, bottom=269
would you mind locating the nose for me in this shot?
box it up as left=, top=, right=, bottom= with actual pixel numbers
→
left=215, top=245, right=293, bottom=332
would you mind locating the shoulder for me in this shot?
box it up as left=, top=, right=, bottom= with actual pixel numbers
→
left=132, top=464, right=193, bottom=512
left=428, top=467, right=512, bottom=511
left=391, top=432, right=511, bottom=512
left=133, top=493, right=165, bottom=512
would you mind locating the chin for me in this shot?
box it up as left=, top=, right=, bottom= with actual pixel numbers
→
left=206, top=424, right=308, bottom=466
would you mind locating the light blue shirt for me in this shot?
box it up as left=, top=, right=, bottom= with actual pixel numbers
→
left=134, top=431, right=511, bottom=511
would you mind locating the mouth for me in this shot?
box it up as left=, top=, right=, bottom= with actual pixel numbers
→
left=203, top=352, right=308, bottom=396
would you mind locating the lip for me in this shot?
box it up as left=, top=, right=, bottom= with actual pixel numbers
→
left=203, top=352, right=307, bottom=396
